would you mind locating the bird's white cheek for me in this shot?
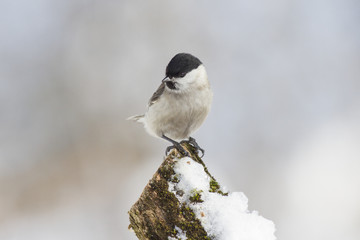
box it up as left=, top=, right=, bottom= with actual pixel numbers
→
left=185, top=65, right=208, bottom=86
left=176, top=74, right=197, bottom=91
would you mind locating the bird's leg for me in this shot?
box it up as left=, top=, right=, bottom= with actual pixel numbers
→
left=180, top=137, right=205, bottom=157
left=162, top=135, right=189, bottom=156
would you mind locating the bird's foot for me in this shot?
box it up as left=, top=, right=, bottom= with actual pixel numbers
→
left=165, top=142, right=189, bottom=157
left=180, top=137, right=205, bottom=157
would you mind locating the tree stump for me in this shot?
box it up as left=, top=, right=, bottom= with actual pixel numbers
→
left=128, top=143, right=214, bottom=239
left=128, top=143, right=276, bottom=240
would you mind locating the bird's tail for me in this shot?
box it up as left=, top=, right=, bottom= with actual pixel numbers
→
left=127, top=114, right=145, bottom=123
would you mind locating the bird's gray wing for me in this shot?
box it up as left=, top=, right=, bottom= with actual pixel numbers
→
left=148, top=82, right=165, bottom=106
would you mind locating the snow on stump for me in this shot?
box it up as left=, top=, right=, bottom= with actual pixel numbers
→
left=128, top=143, right=276, bottom=240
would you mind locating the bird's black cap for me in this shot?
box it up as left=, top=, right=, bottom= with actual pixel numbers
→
left=165, top=53, right=202, bottom=78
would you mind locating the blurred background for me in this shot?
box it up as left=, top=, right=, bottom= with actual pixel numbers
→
left=1, top=0, right=359, bottom=239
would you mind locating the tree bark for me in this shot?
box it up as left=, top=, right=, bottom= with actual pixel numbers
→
left=128, top=143, right=216, bottom=240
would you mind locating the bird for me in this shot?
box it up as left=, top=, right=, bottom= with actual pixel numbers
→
left=128, top=53, right=213, bottom=157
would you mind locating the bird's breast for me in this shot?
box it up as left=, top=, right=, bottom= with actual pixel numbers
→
left=144, top=86, right=212, bottom=140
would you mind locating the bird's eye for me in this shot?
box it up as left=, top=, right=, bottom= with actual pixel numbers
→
left=179, top=72, right=186, bottom=78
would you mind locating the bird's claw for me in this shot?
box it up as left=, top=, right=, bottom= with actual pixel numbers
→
left=180, top=137, right=205, bottom=158
left=165, top=144, right=189, bottom=157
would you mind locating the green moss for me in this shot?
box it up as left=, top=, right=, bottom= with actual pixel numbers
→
left=172, top=174, right=180, bottom=183
left=209, top=179, right=220, bottom=192
left=208, top=178, right=228, bottom=196
left=189, top=190, right=204, bottom=203
left=157, top=159, right=176, bottom=181
left=179, top=204, right=210, bottom=240
left=130, top=149, right=215, bottom=239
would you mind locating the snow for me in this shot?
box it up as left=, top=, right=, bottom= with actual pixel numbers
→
left=168, top=226, right=187, bottom=240
left=168, top=157, right=276, bottom=240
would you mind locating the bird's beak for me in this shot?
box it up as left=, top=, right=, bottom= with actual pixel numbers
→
left=162, top=76, right=170, bottom=83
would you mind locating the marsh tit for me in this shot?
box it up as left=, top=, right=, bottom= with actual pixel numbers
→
left=128, top=53, right=213, bottom=157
